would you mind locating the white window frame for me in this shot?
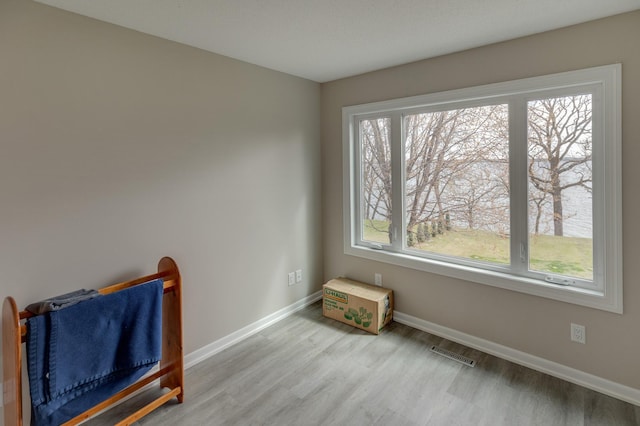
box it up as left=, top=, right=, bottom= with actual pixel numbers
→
left=342, top=64, right=622, bottom=313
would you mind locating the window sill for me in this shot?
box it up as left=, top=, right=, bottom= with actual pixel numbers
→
left=344, top=244, right=622, bottom=313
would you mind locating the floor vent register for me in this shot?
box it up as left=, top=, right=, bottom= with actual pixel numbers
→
left=429, top=345, right=476, bottom=367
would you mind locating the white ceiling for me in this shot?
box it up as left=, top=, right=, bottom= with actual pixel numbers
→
left=35, top=0, right=640, bottom=82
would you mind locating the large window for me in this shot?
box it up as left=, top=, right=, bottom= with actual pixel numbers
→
left=343, top=65, right=622, bottom=312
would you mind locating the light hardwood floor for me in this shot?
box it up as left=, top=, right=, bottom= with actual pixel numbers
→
left=84, top=301, right=640, bottom=425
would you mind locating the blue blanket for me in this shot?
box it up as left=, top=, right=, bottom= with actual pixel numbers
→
left=26, top=279, right=163, bottom=426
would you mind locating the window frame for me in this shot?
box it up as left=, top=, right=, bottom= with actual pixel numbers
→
left=342, top=64, right=622, bottom=313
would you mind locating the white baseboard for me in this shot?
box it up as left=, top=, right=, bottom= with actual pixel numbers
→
left=393, top=310, right=640, bottom=406
left=6, top=294, right=637, bottom=411
left=0, top=291, right=322, bottom=410
left=184, top=290, right=323, bottom=369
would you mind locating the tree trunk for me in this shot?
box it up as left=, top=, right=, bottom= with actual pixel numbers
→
left=551, top=171, right=564, bottom=236
left=534, top=199, right=543, bottom=235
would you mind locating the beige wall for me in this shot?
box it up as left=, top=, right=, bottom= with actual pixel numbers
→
left=0, top=0, right=322, bottom=358
left=322, top=11, right=640, bottom=389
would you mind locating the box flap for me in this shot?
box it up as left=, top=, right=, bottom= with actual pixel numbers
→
left=324, top=278, right=391, bottom=301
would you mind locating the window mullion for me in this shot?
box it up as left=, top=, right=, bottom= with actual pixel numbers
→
left=390, top=113, right=404, bottom=250
left=509, top=98, right=529, bottom=275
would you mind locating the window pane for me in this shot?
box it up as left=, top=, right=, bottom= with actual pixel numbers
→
left=527, top=95, right=593, bottom=280
left=405, top=105, right=510, bottom=264
left=360, top=118, right=392, bottom=244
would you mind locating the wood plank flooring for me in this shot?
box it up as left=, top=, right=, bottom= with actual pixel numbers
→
left=83, top=301, right=640, bottom=425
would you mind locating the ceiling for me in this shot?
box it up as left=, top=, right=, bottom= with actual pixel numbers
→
left=35, top=0, right=640, bottom=82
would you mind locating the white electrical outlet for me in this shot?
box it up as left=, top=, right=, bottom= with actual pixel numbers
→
left=288, top=272, right=296, bottom=286
left=295, top=269, right=302, bottom=283
left=571, top=323, right=586, bottom=344
left=374, top=273, right=382, bottom=286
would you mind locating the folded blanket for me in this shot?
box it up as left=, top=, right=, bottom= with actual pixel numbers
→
left=26, top=279, right=163, bottom=426
left=25, top=288, right=101, bottom=315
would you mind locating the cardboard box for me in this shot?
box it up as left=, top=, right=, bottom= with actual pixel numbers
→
left=322, top=278, right=393, bottom=334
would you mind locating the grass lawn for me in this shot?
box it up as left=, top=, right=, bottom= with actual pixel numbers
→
left=362, top=219, right=592, bottom=280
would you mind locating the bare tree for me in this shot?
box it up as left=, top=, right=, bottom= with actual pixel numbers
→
left=405, top=105, right=509, bottom=237
left=361, top=118, right=392, bottom=239
left=447, top=162, right=509, bottom=232
left=360, top=104, right=510, bottom=246
left=528, top=188, right=551, bottom=235
left=528, top=95, right=592, bottom=236
left=404, top=110, right=461, bottom=237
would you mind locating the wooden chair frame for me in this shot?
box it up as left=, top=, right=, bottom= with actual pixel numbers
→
left=2, top=256, right=184, bottom=426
